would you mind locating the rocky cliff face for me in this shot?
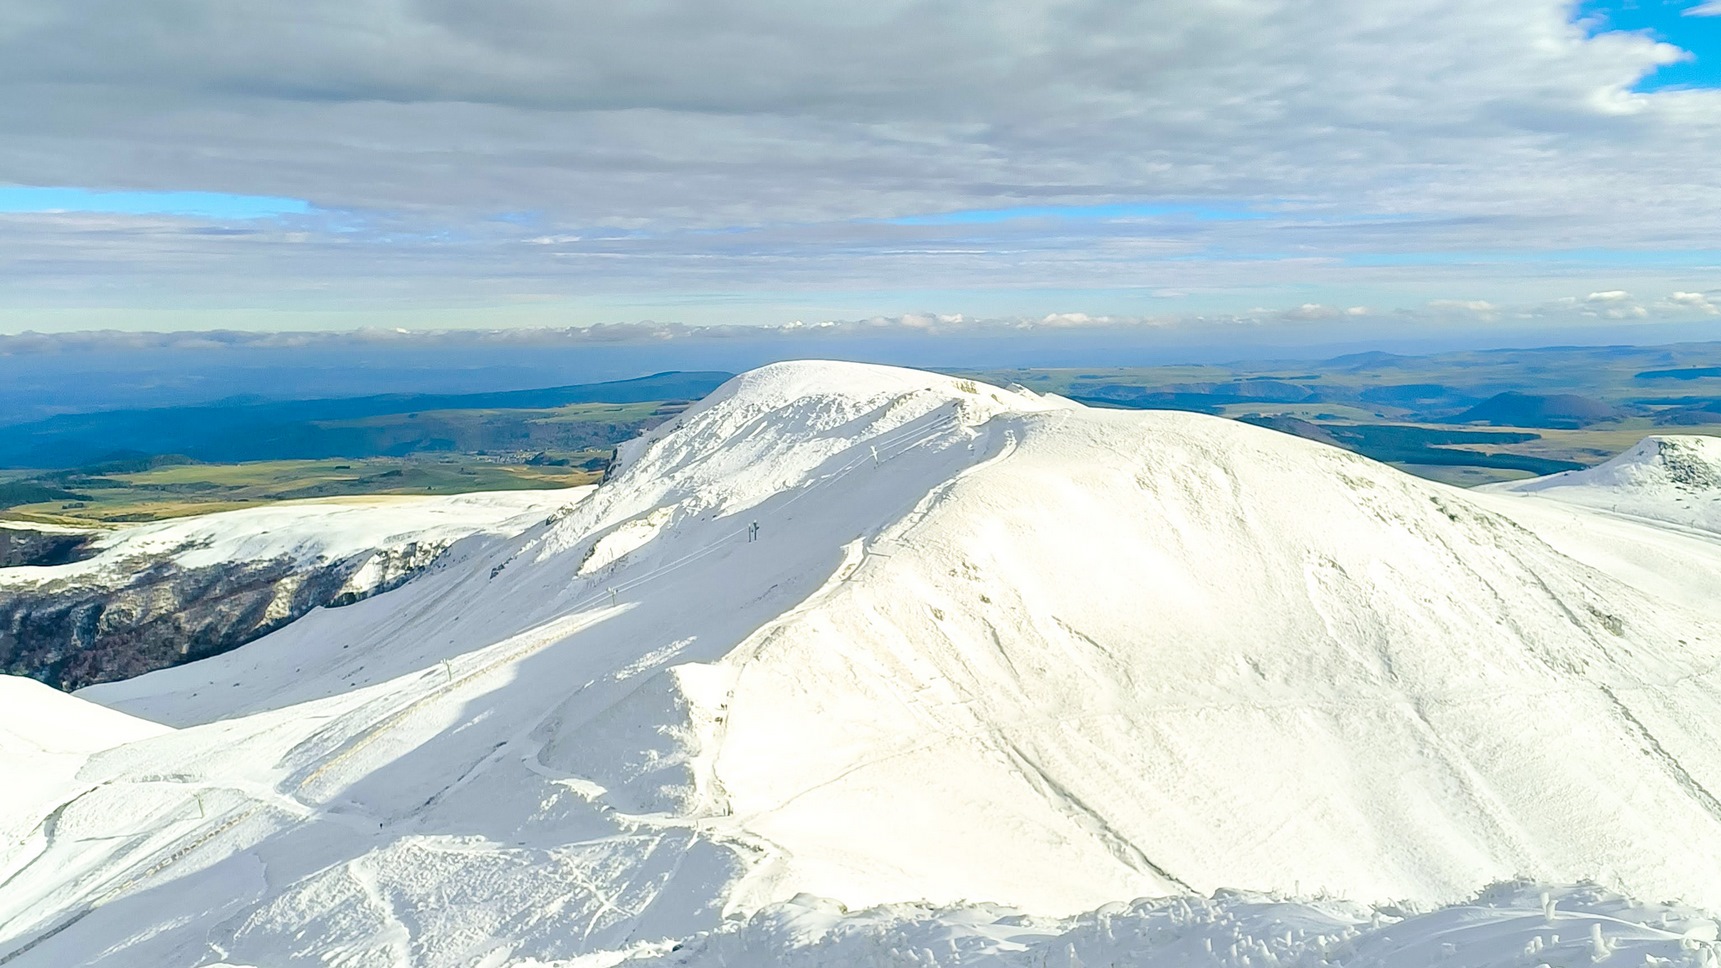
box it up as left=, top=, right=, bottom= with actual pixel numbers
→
left=1, top=541, right=448, bottom=690
left=0, top=525, right=94, bottom=568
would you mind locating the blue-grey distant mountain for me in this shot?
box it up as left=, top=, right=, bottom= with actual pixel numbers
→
left=1450, top=391, right=1624, bottom=429
left=1636, top=366, right=1721, bottom=381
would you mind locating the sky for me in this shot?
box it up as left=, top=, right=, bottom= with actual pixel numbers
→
left=0, top=0, right=1718, bottom=343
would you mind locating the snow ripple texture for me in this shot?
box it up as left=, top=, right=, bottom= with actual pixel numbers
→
left=0, top=362, right=1717, bottom=967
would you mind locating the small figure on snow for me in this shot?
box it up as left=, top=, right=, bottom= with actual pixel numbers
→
left=748, top=521, right=760, bottom=542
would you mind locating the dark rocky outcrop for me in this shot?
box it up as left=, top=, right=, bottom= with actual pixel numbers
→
left=0, top=525, right=96, bottom=568
left=1, top=542, right=445, bottom=691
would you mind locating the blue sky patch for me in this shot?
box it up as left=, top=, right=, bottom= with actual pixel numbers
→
left=0, top=186, right=311, bottom=219
left=1576, top=0, right=1721, bottom=90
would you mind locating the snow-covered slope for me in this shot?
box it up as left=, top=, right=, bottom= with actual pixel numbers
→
left=1482, top=434, right=1721, bottom=534
left=4, top=362, right=1721, bottom=967
left=635, top=883, right=1721, bottom=968
left=3, top=489, right=578, bottom=590
left=0, top=676, right=169, bottom=853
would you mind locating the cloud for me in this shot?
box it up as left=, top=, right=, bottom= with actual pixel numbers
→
left=16, top=286, right=1713, bottom=356
left=1664, top=290, right=1720, bottom=314
left=1684, top=1, right=1721, bottom=15
left=0, top=0, right=1716, bottom=330
left=2, top=0, right=1713, bottom=224
left=1534, top=288, right=1721, bottom=320
left=1428, top=300, right=1501, bottom=319
left=1278, top=304, right=1347, bottom=321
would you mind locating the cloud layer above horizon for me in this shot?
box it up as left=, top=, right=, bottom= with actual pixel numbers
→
left=0, top=0, right=1718, bottom=339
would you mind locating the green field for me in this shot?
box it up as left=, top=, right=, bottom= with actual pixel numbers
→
left=0, top=454, right=604, bottom=526
left=0, top=377, right=710, bottom=526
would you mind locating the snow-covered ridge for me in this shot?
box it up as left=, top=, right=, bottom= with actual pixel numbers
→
left=2, top=489, right=580, bottom=589
left=4, top=362, right=1721, bottom=966
left=1483, top=434, right=1721, bottom=534
left=1553, top=435, right=1721, bottom=491
left=0, top=675, right=165, bottom=756
left=1, top=489, right=584, bottom=690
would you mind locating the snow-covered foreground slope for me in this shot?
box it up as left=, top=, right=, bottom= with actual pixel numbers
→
left=1482, top=434, right=1721, bottom=535
left=633, top=883, right=1721, bottom=968
left=4, top=362, right=1721, bottom=966
left=0, top=676, right=168, bottom=859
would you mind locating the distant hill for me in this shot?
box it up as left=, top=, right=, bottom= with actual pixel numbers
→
left=1067, top=379, right=1316, bottom=411
left=0, top=371, right=733, bottom=469
left=1655, top=401, right=1721, bottom=425
left=1356, top=383, right=1479, bottom=410
left=1324, top=350, right=1411, bottom=369
left=1236, top=415, right=1343, bottom=447
left=1451, top=391, right=1623, bottom=429
left=0, top=480, right=88, bottom=507
left=1636, top=366, right=1721, bottom=381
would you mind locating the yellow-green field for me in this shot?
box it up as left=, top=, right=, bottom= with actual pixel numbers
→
left=0, top=455, right=602, bottom=527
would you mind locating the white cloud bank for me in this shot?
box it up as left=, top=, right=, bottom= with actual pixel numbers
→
left=1666, top=291, right=1721, bottom=314
left=2, top=289, right=1715, bottom=355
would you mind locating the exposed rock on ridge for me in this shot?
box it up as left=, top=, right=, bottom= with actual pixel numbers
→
left=2, top=542, right=443, bottom=689
left=0, top=491, right=578, bottom=690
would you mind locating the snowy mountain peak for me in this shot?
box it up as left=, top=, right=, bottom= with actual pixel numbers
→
left=1589, top=434, right=1721, bottom=490
left=530, top=361, right=1071, bottom=564
left=669, top=359, right=1066, bottom=422
left=6, top=366, right=1721, bottom=966
left=608, top=360, right=1071, bottom=491
left=1484, top=433, right=1721, bottom=533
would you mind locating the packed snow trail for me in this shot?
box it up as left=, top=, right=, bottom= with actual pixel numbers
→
left=1, top=363, right=1720, bottom=967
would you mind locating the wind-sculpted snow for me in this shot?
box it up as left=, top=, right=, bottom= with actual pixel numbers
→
left=2, top=362, right=1720, bottom=967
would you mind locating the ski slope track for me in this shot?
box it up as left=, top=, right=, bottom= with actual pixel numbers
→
left=1, top=362, right=1719, bottom=967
